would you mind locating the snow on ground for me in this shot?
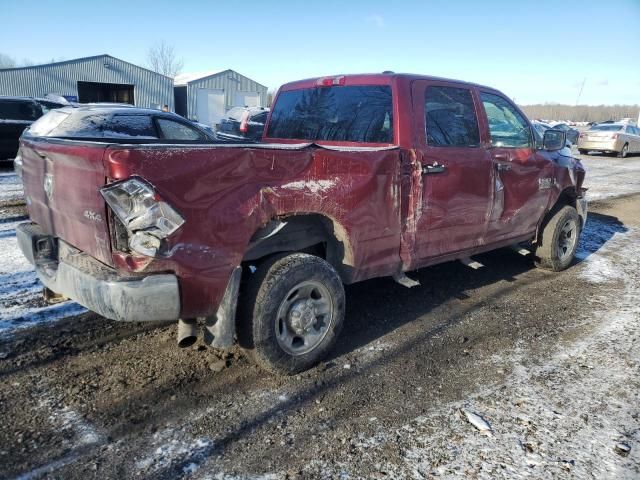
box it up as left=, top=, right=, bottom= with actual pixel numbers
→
left=0, top=171, right=23, bottom=203
left=580, top=156, right=640, bottom=201
left=384, top=222, right=640, bottom=479
left=0, top=216, right=85, bottom=336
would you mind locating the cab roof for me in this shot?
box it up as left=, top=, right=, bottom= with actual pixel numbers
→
left=279, top=72, right=495, bottom=92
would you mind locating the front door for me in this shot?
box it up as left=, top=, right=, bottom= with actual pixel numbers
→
left=478, top=91, right=553, bottom=243
left=410, top=81, right=494, bottom=264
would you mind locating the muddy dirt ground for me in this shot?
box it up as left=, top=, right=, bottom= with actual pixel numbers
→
left=0, top=158, right=639, bottom=479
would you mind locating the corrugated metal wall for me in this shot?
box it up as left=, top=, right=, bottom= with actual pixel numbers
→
left=0, top=55, right=174, bottom=109
left=186, top=69, right=268, bottom=120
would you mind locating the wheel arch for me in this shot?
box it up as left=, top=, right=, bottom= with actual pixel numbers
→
left=536, top=187, right=581, bottom=243
left=242, top=213, right=355, bottom=282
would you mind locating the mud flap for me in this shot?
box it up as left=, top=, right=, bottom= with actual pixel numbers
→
left=204, top=266, right=242, bottom=348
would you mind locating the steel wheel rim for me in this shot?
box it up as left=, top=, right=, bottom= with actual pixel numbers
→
left=275, top=280, right=333, bottom=356
left=557, top=218, right=578, bottom=262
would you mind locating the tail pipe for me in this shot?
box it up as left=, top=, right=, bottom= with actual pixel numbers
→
left=177, top=318, right=197, bottom=348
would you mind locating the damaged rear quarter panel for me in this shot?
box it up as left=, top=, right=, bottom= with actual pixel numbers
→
left=104, top=144, right=403, bottom=318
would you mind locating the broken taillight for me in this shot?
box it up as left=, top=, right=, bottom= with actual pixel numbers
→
left=239, top=110, right=250, bottom=133
left=100, top=177, right=184, bottom=257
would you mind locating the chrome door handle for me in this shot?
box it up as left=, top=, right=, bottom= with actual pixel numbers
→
left=422, top=162, right=447, bottom=174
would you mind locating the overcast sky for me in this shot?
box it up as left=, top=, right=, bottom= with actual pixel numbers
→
left=2, top=0, right=639, bottom=105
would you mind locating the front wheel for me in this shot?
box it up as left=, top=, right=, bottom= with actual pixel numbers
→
left=534, top=205, right=581, bottom=271
left=238, top=253, right=345, bottom=375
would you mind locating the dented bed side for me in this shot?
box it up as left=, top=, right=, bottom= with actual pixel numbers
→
left=103, top=144, right=406, bottom=318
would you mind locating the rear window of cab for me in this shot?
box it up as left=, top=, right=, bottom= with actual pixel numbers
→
left=266, top=85, right=393, bottom=143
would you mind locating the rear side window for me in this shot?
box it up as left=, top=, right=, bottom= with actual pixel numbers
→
left=42, top=112, right=109, bottom=138
left=481, top=93, right=532, bottom=148
left=0, top=100, right=41, bottom=121
left=156, top=118, right=202, bottom=140
left=425, top=86, right=479, bottom=147
left=106, top=115, right=157, bottom=139
left=267, top=85, right=393, bottom=143
left=29, top=110, right=71, bottom=136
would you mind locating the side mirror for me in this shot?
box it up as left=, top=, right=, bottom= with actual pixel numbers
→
left=542, top=129, right=566, bottom=151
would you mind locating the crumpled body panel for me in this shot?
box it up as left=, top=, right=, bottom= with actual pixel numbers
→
left=104, top=144, right=404, bottom=318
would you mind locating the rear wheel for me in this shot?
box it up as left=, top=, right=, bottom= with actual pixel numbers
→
left=534, top=205, right=580, bottom=272
left=578, top=149, right=588, bottom=155
left=618, top=143, right=629, bottom=158
left=238, top=253, right=345, bottom=375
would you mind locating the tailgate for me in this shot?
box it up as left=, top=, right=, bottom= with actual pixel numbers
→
left=20, top=138, right=113, bottom=266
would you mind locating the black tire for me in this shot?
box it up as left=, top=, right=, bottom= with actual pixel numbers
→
left=534, top=205, right=581, bottom=271
left=578, top=149, right=588, bottom=155
left=238, top=253, right=345, bottom=375
left=617, top=143, right=629, bottom=158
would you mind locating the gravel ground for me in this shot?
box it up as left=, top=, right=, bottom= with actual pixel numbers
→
left=0, top=154, right=638, bottom=479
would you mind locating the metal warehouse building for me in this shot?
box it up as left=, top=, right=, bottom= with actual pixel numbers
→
left=174, top=70, right=268, bottom=126
left=0, top=54, right=174, bottom=110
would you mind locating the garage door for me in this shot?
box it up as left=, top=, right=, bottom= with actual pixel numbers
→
left=196, top=88, right=225, bottom=126
left=234, top=91, right=260, bottom=108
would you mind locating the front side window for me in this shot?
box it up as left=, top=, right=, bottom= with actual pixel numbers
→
left=106, top=115, right=157, bottom=139
left=481, top=92, right=532, bottom=148
left=425, top=86, right=479, bottom=147
left=156, top=118, right=202, bottom=140
left=267, top=85, right=393, bottom=143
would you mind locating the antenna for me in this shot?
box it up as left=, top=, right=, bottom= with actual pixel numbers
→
left=575, top=77, right=586, bottom=105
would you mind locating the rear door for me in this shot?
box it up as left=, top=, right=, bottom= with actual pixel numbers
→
left=478, top=91, right=553, bottom=242
left=627, top=126, right=640, bottom=152
left=410, top=80, right=493, bottom=263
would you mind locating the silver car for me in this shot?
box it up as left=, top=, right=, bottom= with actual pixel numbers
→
left=578, top=123, right=640, bottom=158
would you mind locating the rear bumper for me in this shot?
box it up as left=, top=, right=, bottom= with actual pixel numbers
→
left=16, top=223, right=181, bottom=322
left=577, top=139, right=621, bottom=152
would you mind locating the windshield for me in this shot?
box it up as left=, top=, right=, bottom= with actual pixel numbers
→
left=226, top=107, right=245, bottom=121
left=590, top=124, right=623, bottom=132
left=267, top=85, right=393, bottom=143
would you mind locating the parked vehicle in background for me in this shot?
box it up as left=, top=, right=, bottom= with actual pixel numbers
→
left=618, top=118, right=637, bottom=126
left=17, top=73, right=586, bottom=375
left=532, top=120, right=552, bottom=138
left=532, top=121, right=573, bottom=148
left=550, top=123, right=579, bottom=145
left=0, top=96, right=65, bottom=161
left=216, top=106, right=269, bottom=142
left=21, top=106, right=219, bottom=143
left=578, top=123, right=640, bottom=158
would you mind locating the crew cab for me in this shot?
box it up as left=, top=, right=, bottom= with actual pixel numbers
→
left=16, top=73, right=586, bottom=374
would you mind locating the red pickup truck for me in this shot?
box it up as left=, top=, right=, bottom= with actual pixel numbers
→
left=16, top=73, right=586, bottom=374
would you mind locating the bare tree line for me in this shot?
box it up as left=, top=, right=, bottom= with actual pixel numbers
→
left=145, top=40, right=184, bottom=78
left=520, top=103, right=640, bottom=123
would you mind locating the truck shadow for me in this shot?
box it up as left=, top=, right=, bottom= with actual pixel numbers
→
left=331, top=210, right=626, bottom=360
left=2, top=210, right=629, bottom=478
